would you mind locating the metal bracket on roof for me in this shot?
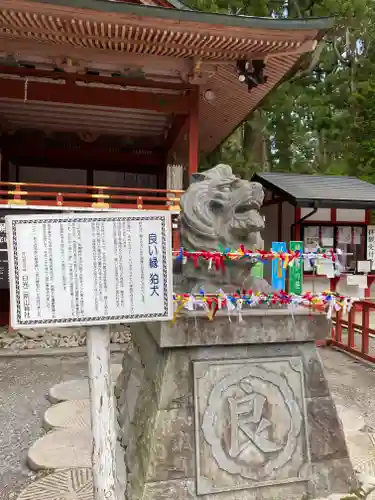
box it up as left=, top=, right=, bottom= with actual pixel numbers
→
left=236, top=59, right=268, bottom=92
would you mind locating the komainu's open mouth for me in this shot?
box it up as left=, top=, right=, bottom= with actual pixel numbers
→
left=235, top=203, right=253, bottom=214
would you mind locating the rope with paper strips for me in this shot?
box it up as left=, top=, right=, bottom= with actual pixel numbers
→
left=172, top=290, right=356, bottom=322
left=174, top=245, right=349, bottom=272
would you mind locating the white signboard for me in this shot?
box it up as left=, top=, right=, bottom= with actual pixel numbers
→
left=347, top=274, right=368, bottom=288
left=367, top=225, right=375, bottom=271
left=358, top=260, right=372, bottom=273
left=6, top=212, right=173, bottom=328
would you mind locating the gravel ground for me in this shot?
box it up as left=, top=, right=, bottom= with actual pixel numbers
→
left=320, top=347, right=375, bottom=430
left=0, top=353, right=122, bottom=500
left=2, top=348, right=375, bottom=500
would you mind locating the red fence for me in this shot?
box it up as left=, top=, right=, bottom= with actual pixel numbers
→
left=331, top=300, right=375, bottom=363
left=0, top=181, right=183, bottom=250
left=0, top=181, right=183, bottom=211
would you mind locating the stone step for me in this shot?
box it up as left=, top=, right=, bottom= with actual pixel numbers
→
left=43, top=399, right=90, bottom=431
left=48, top=364, right=122, bottom=403
left=27, top=427, right=127, bottom=488
left=28, top=429, right=92, bottom=470
left=16, top=468, right=93, bottom=500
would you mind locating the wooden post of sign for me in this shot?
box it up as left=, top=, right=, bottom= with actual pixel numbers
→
left=87, top=325, right=120, bottom=500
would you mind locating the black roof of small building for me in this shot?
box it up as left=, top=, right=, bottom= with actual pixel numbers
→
left=252, top=172, right=375, bottom=209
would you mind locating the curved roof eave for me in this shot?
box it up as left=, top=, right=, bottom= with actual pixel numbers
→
left=24, top=0, right=335, bottom=31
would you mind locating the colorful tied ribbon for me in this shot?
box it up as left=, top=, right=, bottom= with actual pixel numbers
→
left=174, top=247, right=342, bottom=270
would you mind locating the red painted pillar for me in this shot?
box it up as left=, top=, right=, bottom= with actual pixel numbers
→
left=330, top=208, right=337, bottom=293
left=331, top=208, right=337, bottom=224
left=365, top=208, right=371, bottom=225
left=172, top=218, right=181, bottom=252
left=188, top=88, right=199, bottom=178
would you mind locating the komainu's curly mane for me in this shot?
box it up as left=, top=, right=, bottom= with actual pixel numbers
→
left=177, top=164, right=272, bottom=293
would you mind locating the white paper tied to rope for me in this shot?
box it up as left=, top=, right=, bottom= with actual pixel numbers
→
left=222, top=291, right=236, bottom=322
left=342, top=296, right=356, bottom=315
left=236, top=298, right=244, bottom=323
left=184, top=295, right=195, bottom=311
left=341, top=297, right=348, bottom=316
left=197, top=299, right=210, bottom=314
left=347, top=297, right=355, bottom=312
left=289, top=295, right=302, bottom=308
left=326, top=297, right=336, bottom=320
left=287, top=298, right=300, bottom=326
left=217, top=295, right=223, bottom=310
left=334, top=301, right=342, bottom=312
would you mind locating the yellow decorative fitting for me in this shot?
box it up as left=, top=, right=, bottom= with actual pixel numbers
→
left=8, top=190, right=28, bottom=196
left=10, top=199, right=27, bottom=205
left=91, top=193, right=110, bottom=199
left=92, top=202, right=110, bottom=208
left=168, top=205, right=181, bottom=212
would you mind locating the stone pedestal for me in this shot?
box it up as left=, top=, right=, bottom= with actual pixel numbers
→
left=115, top=309, right=357, bottom=500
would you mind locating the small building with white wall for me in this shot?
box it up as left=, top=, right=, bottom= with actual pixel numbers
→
left=253, top=172, right=375, bottom=298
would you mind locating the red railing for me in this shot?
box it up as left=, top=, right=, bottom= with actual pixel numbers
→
left=0, top=181, right=183, bottom=250
left=0, top=181, right=183, bottom=212
left=331, top=300, right=375, bottom=363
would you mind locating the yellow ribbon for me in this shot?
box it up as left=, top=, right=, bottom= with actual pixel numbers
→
left=278, top=256, right=282, bottom=278
left=207, top=305, right=215, bottom=321
left=283, top=255, right=289, bottom=269
left=172, top=299, right=188, bottom=323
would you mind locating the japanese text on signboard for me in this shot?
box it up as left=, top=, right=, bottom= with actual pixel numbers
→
left=6, top=213, right=173, bottom=328
left=367, top=226, right=375, bottom=270
left=149, top=232, right=160, bottom=297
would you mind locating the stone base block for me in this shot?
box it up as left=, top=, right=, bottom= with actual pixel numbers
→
left=115, top=311, right=357, bottom=500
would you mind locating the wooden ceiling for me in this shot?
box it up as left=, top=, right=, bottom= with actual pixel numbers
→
left=0, top=0, right=333, bottom=153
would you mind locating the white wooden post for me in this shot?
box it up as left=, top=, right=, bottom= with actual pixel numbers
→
left=87, top=325, right=119, bottom=500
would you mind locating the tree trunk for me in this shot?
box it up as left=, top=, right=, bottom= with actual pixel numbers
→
left=242, top=110, right=269, bottom=172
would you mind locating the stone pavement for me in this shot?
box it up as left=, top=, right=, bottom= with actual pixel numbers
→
left=0, top=353, right=122, bottom=500
left=320, top=348, right=375, bottom=498
left=320, top=348, right=375, bottom=432
left=1, top=348, right=375, bottom=499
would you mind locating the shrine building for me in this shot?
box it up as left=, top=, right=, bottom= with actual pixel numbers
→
left=254, top=172, right=375, bottom=300
left=0, top=0, right=333, bottom=323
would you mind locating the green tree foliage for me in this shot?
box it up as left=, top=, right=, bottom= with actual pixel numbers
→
left=187, top=0, right=375, bottom=183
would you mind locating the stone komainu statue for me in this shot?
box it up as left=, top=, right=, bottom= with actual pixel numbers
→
left=176, top=164, right=272, bottom=293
